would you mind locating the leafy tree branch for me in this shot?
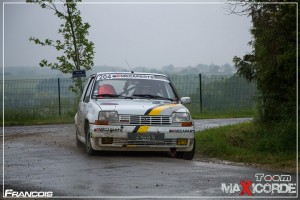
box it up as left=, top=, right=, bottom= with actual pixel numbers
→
left=229, top=0, right=297, bottom=122
left=27, top=0, right=95, bottom=95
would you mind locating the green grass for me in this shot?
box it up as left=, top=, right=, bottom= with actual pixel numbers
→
left=1, top=110, right=75, bottom=126
left=195, top=121, right=297, bottom=172
left=2, top=116, right=74, bottom=126
left=192, top=109, right=254, bottom=119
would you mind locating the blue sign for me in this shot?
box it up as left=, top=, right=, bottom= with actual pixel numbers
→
left=72, top=70, right=86, bottom=78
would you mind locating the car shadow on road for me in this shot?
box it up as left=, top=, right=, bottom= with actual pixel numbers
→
left=76, top=141, right=178, bottom=159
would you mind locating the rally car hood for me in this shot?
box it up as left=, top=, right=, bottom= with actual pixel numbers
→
left=93, top=99, right=188, bottom=116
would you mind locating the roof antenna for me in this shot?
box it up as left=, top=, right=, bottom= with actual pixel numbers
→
left=125, top=59, right=134, bottom=73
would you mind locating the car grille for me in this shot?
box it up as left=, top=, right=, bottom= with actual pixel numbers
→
left=113, top=138, right=177, bottom=146
left=119, top=115, right=171, bottom=125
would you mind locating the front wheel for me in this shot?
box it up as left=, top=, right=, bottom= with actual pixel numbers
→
left=176, top=139, right=195, bottom=160
left=85, top=123, right=95, bottom=155
left=75, top=127, right=81, bottom=146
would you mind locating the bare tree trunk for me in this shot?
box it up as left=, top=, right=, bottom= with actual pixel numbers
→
left=66, top=3, right=81, bottom=71
left=66, top=3, right=83, bottom=94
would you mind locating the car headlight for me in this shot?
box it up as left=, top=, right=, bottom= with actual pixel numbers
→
left=96, top=111, right=119, bottom=125
left=172, top=112, right=190, bottom=122
left=172, top=112, right=193, bottom=127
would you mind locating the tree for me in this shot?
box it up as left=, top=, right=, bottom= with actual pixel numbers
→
left=231, top=1, right=297, bottom=122
left=28, top=0, right=95, bottom=95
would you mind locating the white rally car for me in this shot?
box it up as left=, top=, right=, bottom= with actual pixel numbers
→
left=75, top=72, right=195, bottom=160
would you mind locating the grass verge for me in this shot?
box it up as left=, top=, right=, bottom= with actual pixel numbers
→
left=3, top=117, right=74, bottom=126
left=2, top=115, right=74, bottom=126
left=195, top=121, right=297, bottom=172
left=192, top=109, right=254, bottom=119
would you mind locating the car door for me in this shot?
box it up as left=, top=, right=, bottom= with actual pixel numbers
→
left=77, top=76, right=95, bottom=137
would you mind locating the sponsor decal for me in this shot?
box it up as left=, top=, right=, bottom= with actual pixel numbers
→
left=94, top=127, right=122, bottom=132
left=112, top=74, right=155, bottom=79
left=4, top=189, right=53, bottom=198
left=97, top=74, right=169, bottom=81
left=169, top=129, right=195, bottom=133
left=221, top=173, right=296, bottom=196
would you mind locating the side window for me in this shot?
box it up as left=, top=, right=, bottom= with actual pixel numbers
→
left=83, top=77, right=95, bottom=103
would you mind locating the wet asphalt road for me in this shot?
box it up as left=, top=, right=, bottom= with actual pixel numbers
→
left=1, top=118, right=297, bottom=198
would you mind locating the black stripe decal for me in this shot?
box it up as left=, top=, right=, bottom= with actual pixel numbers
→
left=132, top=126, right=140, bottom=133
left=144, top=105, right=162, bottom=115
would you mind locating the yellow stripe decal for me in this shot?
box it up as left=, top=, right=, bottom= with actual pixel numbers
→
left=148, top=104, right=178, bottom=115
left=137, top=126, right=150, bottom=134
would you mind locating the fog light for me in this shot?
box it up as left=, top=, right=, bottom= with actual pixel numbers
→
left=102, top=137, right=113, bottom=144
left=95, top=120, right=109, bottom=125
left=177, top=138, right=188, bottom=145
left=181, top=122, right=193, bottom=127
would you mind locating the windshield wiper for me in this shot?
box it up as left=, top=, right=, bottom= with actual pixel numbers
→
left=132, top=94, right=174, bottom=101
left=93, top=94, right=119, bottom=98
left=93, top=94, right=132, bottom=99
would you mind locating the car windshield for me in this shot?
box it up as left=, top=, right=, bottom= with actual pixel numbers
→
left=91, top=76, right=177, bottom=101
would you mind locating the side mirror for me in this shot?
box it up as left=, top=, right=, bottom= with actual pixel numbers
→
left=180, top=97, right=191, bottom=104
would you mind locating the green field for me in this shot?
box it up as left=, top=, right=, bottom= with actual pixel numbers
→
left=195, top=122, right=297, bottom=172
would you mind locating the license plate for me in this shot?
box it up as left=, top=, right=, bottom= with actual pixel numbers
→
left=128, top=132, right=164, bottom=142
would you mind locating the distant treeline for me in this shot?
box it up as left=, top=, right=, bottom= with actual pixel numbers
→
left=2, top=63, right=236, bottom=79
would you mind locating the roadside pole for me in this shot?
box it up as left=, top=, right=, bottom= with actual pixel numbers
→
left=199, top=74, right=203, bottom=113
left=58, top=78, right=61, bottom=116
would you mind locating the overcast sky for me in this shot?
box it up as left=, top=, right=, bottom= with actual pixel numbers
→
left=2, top=0, right=253, bottom=69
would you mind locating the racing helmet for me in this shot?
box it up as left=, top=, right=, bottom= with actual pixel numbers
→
left=98, top=84, right=117, bottom=95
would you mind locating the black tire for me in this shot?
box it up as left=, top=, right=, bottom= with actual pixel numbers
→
left=75, top=127, right=81, bottom=146
left=85, top=123, right=95, bottom=155
left=176, top=139, right=195, bottom=160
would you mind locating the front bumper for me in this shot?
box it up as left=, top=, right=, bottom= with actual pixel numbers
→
left=89, top=124, right=195, bottom=152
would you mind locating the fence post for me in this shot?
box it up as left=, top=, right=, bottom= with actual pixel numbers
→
left=58, top=78, right=61, bottom=116
left=199, top=74, right=203, bottom=113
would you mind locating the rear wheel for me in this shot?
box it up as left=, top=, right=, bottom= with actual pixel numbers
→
left=85, top=123, right=95, bottom=155
left=176, top=139, right=195, bottom=160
